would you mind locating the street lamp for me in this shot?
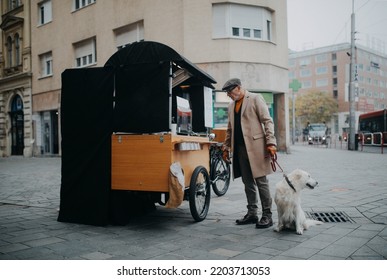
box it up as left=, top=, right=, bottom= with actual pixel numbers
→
left=289, top=79, right=302, bottom=145
left=348, top=0, right=357, bottom=150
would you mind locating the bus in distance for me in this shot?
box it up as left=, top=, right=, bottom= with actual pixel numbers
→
left=358, top=109, right=387, bottom=146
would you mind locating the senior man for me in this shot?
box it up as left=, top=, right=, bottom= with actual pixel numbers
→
left=222, top=78, right=277, bottom=228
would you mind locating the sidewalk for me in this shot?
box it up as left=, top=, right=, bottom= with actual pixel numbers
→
left=0, top=145, right=386, bottom=260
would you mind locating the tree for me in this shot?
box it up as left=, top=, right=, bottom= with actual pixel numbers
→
left=294, top=91, right=338, bottom=127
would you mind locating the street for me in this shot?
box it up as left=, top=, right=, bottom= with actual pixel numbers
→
left=0, top=144, right=386, bottom=260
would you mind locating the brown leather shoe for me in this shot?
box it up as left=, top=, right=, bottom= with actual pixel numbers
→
left=236, top=214, right=258, bottom=225
left=255, top=216, right=273, bottom=228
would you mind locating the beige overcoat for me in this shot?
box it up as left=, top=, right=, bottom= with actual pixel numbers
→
left=224, top=91, right=277, bottom=179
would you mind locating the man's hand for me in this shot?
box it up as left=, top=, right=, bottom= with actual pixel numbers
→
left=267, top=145, right=277, bottom=157
left=222, top=147, right=230, bottom=163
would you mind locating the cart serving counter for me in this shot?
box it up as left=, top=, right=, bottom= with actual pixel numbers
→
left=59, top=41, right=225, bottom=225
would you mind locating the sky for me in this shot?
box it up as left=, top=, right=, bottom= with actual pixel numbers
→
left=287, top=0, right=387, bottom=53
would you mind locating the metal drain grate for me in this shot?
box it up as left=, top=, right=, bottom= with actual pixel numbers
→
left=306, top=211, right=354, bottom=223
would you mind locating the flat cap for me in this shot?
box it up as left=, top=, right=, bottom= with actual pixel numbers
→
left=222, top=78, right=241, bottom=91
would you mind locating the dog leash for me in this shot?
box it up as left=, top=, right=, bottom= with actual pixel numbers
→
left=269, top=153, right=284, bottom=173
left=269, top=153, right=296, bottom=192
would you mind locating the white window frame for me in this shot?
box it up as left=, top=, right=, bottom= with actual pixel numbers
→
left=74, top=0, right=96, bottom=11
left=38, top=0, right=52, bottom=26
left=316, top=79, right=328, bottom=87
left=74, top=38, right=96, bottom=68
left=299, top=58, right=311, bottom=66
left=212, top=3, right=272, bottom=41
left=316, top=66, right=328, bottom=75
left=114, top=21, right=144, bottom=49
left=39, top=52, right=53, bottom=77
left=300, top=69, right=311, bottom=77
left=315, top=54, right=327, bottom=63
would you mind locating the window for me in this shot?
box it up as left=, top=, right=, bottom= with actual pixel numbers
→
left=8, top=0, right=21, bottom=11
left=74, top=0, right=96, bottom=10
left=266, top=20, right=271, bottom=40
left=315, top=54, right=327, bottom=63
left=316, top=79, right=328, bottom=87
left=243, top=28, right=250, bottom=37
left=300, top=69, right=311, bottom=77
left=302, top=81, right=312, bottom=88
left=38, top=0, right=52, bottom=25
left=316, top=66, right=328, bottom=75
left=115, top=21, right=144, bottom=49
left=253, top=29, right=262, bottom=39
left=74, top=38, right=96, bottom=67
left=212, top=3, right=273, bottom=41
left=15, top=33, right=21, bottom=66
left=7, top=36, right=12, bottom=67
left=299, top=58, right=311, bottom=66
left=39, top=52, right=53, bottom=77
left=288, top=59, right=296, bottom=67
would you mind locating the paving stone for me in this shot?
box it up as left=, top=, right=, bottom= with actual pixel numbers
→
left=22, top=237, right=64, bottom=247
left=81, top=251, right=113, bottom=260
left=210, top=248, right=241, bottom=257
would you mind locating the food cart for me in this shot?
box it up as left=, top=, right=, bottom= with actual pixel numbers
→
left=59, top=41, right=225, bottom=225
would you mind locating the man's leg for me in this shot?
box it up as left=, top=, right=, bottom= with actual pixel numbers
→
left=235, top=145, right=258, bottom=225
left=255, top=176, right=273, bottom=228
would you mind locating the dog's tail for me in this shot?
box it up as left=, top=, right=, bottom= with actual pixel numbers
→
left=304, top=219, right=323, bottom=229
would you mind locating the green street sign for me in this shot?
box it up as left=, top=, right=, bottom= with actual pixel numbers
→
left=289, top=79, right=302, bottom=92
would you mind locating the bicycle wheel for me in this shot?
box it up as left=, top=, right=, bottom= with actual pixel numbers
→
left=210, top=157, right=230, bottom=196
left=189, top=166, right=211, bottom=222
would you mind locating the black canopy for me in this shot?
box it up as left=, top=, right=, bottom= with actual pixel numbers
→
left=105, top=41, right=216, bottom=88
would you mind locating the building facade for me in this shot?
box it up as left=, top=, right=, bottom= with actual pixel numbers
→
left=289, top=43, right=387, bottom=139
left=0, top=0, right=33, bottom=157
left=1, top=0, right=289, bottom=156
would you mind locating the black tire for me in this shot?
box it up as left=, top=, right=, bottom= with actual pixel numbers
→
left=210, top=157, right=230, bottom=196
left=189, top=166, right=211, bottom=222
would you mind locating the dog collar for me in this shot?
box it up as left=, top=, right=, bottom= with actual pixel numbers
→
left=284, top=174, right=296, bottom=192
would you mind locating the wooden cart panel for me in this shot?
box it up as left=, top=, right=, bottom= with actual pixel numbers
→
left=212, top=128, right=227, bottom=143
left=111, top=134, right=210, bottom=192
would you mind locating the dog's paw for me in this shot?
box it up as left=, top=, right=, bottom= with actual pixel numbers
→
left=274, top=224, right=283, bottom=232
left=296, top=229, right=303, bottom=235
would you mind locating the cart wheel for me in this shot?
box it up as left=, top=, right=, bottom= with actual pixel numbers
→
left=210, top=157, right=230, bottom=196
left=189, top=166, right=211, bottom=222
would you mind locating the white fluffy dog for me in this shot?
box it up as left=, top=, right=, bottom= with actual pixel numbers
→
left=274, top=169, right=323, bottom=235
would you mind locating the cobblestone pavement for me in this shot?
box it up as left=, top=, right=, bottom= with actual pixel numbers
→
left=0, top=145, right=386, bottom=260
